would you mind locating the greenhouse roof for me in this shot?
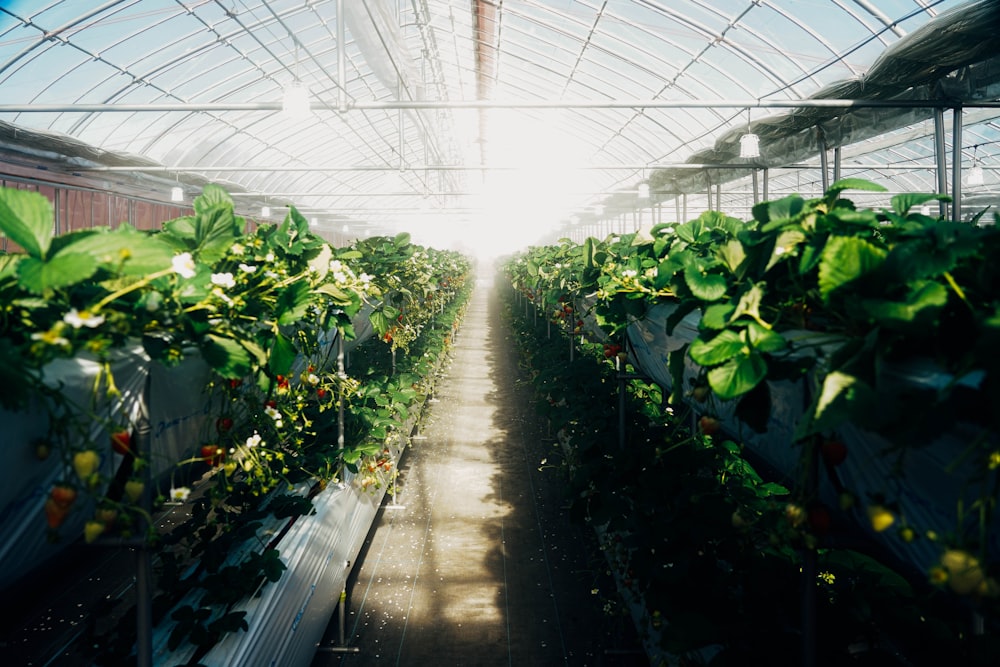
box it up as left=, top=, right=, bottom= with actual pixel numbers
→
left=0, top=0, right=999, bottom=256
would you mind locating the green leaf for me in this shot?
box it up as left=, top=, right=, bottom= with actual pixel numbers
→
left=744, top=320, right=787, bottom=354
left=753, top=194, right=804, bottom=225
left=717, top=238, right=746, bottom=273
left=0, top=188, right=54, bottom=258
left=667, top=345, right=687, bottom=405
left=862, top=281, right=948, bottom=331
left=707, top=353, right=767, bottom=400
left=891, top=192, right=950, bottom=216
left=62, top=226, right=175, bottom=275
left=684, top=267, right=728, bottom=301
left=765, top=229, right=806, bottom=272
left=201, top=334, right=252, bottom=378
left=314, top=283, right=356, bottom=305
left=817, top=235, right=887, bottom=301
left=192, top=184, right=234, bottom=215
left=700, top=303, right=735, bottom=330
left=309, top=243, right=333, bottom=280
left=731, top=283, right=765, bottom=324
left=795, top=370, right=878, bottom=439
left=826, top=178, right=887, bottom=197
left=194, top=204, right=239, bottom=264
left=275, top=281, right=312, bottom=326
left=268, top=331, right=297, bottom=376
left=689, top=329, right=745, bottom=366
left=16, top=252, right=99, bottom=294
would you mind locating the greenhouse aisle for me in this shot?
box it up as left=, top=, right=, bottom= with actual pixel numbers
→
left=312, top=273, right=646, bottom=667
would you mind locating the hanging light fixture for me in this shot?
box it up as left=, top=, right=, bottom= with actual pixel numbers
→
left=170, top=186, right=183, bottom=202
left=968, top=145, right=984, bottom=186
left=282, top=43, right=310, bottom=118
left=261, top=205, right=271, bottom=218
left=638, top=182, right=650, bottom=200
left=739, top=108, right=760, bottom=159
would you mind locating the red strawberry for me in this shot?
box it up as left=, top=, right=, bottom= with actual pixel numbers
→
left=50, top=484, right=78, bottom=509
left=820, top=440, right=848, bottom=466
left=216, top=417, right=234, bottom=433
left=111, top=429, right=133, bottom=456
left=44, top=498, right=70, bottom=528
left=698, top=416, right=722, bottom=436
left=200, top=445, right=225, bottom=466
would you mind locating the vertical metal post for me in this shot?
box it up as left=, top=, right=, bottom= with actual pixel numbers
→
left=934, top=108, right=948, bottom=217
left=675, top=195, right=681, bottom=224
left=336, top=0, right=347, bottom=113
left=337, top=333, right=346, bottom=451
left=715, top=183, right=721, bottom=211
left=833, top=146, right=842, bottom=183
left=135, top=372, right=153, bottom=667
left=763, top=167, right=769, bottom=202
left=952, top=106, right=963, bottom=221
left=818, top=127, right=829, bottom=192
left=751, top=169, right=759, bottom=206
left=618, top=341, right=626, bottom=451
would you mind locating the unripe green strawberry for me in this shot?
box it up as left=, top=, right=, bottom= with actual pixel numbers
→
left=72, top=450, right=100, bottom=482
left=84, top=520, right=105, bottom=544
left=124, top=479, right=144, bottom=503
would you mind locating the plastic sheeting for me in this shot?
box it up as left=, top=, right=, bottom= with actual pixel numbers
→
left=0, top=347, right=214, bottom=592
left=626, top=302, right=998, bottom=574
left=154, top=444, right=404, bottom=667
left=650, top=0, right=1000, bottom=197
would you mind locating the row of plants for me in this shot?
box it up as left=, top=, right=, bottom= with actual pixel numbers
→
left=502, top=180, right=999, bottom=664
left=0, top=184, right=472, bottom=662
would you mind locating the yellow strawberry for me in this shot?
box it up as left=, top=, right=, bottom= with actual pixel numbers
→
left=867, top=504, right=895, bottom=532
left=72, top=450, right=100, bottom=482
left=84, top=520, right=105, bottom=544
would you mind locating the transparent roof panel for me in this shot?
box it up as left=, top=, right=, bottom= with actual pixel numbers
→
left=0, top=0, right=995, bottom=256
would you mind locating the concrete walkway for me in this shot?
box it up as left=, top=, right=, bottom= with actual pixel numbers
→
left=312, top=275, right=645, bottom=666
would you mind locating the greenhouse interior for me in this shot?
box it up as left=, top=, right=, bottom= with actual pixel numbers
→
left=1, top=1, right=999, bottom=665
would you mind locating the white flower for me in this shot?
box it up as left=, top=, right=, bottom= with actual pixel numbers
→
left=359, top=273, right=372, bottom=284
left=171, top=252, right=197, bottom=278
left=63, top=308, right=105, bottom=329
left=329, top=259, right=343, bottom=272
left=333, top=271, right=347, bottom=284
left=211, top=288, right=233, bottom=305
left=622, top=269, right=638, bottom=279
left=265, top=270, right=278, bottom=279
left=265, top=406, right=281, bottom=421
left=306, top=373, right=319, bottom=386
left=211, top=272, right=235, bottom=289
left=239, top=263, right=257, bottom=274
left=169, top=486, right=191, bottom=502
left=246, top=433, right=263, bottom=448
left=31, top=330, right=69, bottom=346
left=265, top=252, right=275, bottom=262
left=231, top=243, right=245, bottom=256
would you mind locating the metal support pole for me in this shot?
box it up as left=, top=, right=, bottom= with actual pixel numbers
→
left=818, top=127, right=829, bottom=192
left=952, top=106, right=963, bottom=221
left=751, top=168, right=759, bottom=205
left=337, top=334, right=346, bottom=451
left=135, top=372, right=153, bottom=667
left=336, top=0, right=347, bottom=113
left=763, top=167, right=769, bottom=201
left=618, top=340, right=627, bottom=451
left=934, top=108, right=948, bottom=217
left=833, top=146, right=841, bottom=183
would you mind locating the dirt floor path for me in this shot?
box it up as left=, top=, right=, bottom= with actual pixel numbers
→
left=312, top=273, right=645, bottom=667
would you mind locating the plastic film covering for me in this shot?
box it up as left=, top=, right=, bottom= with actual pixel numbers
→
left=625, top=302, right=998, bottom=575
left=650, top=0, right=1000, bottom=197
left=0, top=346, right=214, bottom=591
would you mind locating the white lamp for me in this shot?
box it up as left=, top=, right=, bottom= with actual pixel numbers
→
left=261, top=206, right=271, bottom=218
left=638, top=182, right=650, bottom=200
left=968, top=159, right=984, bottom=186
left=282, top=81, right=310, bottom=118
left=170, top=186, right=183, bottom=202
left=739, top=108, right=760, bottom=159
